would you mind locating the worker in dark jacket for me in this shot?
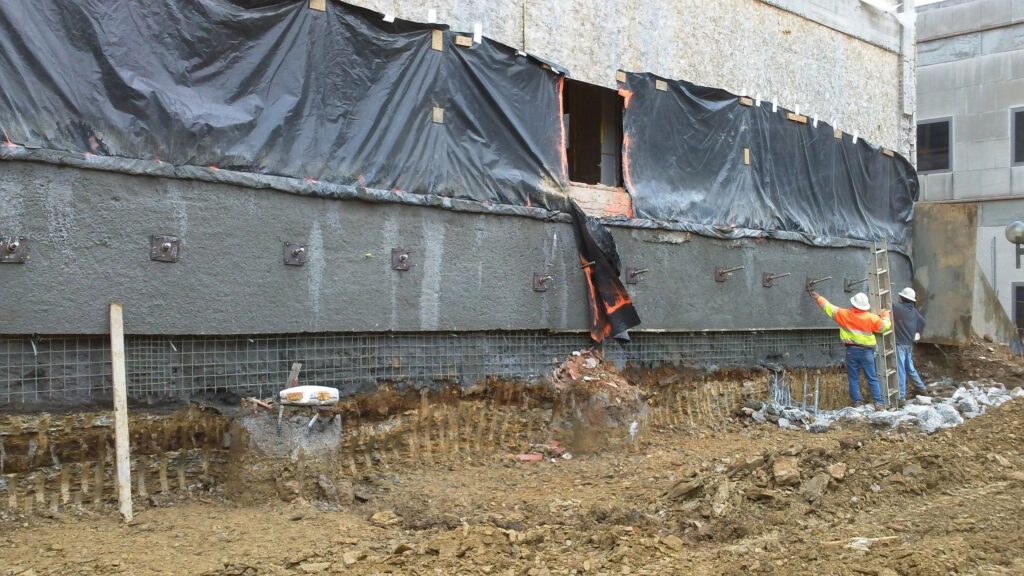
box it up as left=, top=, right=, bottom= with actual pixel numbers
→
left=893, top=287, right=927, bottom=401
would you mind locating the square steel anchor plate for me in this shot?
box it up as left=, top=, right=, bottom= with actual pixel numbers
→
left=284, top=242, right=307, bottom=266
left=150, top=235, right=180, bottom=262
left=391, top=248, right=412, bottom=271
left=0, top=237, right=29, bottom=263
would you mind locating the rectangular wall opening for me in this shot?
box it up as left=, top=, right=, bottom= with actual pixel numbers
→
left=562, top=79, right=624, bottom=187
left=1015, top=284, right=1024, bottom=339
left=917, top=118, right=951, bottom=173
left=1012, top=107, right=1024, bottom=166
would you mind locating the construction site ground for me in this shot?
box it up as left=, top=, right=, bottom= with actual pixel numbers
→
left=3, top=343, right=1024, bottom=575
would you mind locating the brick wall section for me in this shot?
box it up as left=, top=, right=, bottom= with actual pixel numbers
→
left=567, top=183, right=634, bottom=218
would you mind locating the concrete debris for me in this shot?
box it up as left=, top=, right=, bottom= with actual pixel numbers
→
left=802, top=472, right=831, bottom=503
left=746, top=381, right=1021, bottom=434
left=772, top=457, right=801, bottom=486
left=660, top=534, right=684, bottom=552
left=369, top=510, right=401, bottom=527
left=515, top=440, right=572, bottom=463
left=827, top=463, right=848, bottom=480
left=665, top=475, right=704, bottom=500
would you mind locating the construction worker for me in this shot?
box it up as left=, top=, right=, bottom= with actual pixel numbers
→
left=809, top=290, right=892, bottom=408
left=892, top=287, right=927, bottom=399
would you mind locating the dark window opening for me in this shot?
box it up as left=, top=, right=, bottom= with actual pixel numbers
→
left=563, top=79, right=624, bottom=186
left=1013, top=107, right=1024, bottom=166
left=917, top=119, right=951, bottom=173
left=1016, top=285, right=1024, bottom=340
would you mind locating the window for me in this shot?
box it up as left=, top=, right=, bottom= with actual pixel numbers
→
left=917, top=118, right=951, bottom=173
left=1016, top=284, right=1024, bottom=340
left=1013, top=107, right=1024, bottom=166
left=562, top=79, right=624, bottom=186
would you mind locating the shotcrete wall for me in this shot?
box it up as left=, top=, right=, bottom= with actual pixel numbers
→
left=0, top=161, right=911, bottom=336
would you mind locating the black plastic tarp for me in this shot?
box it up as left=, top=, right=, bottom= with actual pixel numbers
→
left=0, top=0, right=567, bottom=208
left=620, top=73, right=919, bottom=249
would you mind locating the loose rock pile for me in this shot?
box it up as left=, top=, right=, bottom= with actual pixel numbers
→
left=744, top=381, right=1024, bottom=434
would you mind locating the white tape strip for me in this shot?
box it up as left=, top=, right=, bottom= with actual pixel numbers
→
left=473, top=22, right=482, bottom=43
left=427, top=9, right=436, bottom=23
left=383, top=13, right=395, bottom=22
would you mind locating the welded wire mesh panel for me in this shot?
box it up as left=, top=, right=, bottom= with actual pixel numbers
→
left=606, top=330, right=842, bottom=369
left=1, top=330, right=841, bottom=405
left=0, top=336, right=112, bottom=404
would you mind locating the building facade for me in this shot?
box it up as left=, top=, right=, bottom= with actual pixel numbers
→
left=0, top=0, right=917, bottom=406
left=916, top=0, right=1024, bottom=343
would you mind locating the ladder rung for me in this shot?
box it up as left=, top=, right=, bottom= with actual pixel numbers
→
left=879, top=289, right=889, bottom=295
left=886, top=369, right=897, bottom=376
left=875, top=249, right=886, bottom=254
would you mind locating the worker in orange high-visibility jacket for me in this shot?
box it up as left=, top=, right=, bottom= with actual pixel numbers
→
left=809, top=290, right=892, bottom=408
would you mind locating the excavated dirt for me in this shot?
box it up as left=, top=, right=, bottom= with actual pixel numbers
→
left=2, top=345, right=1024, bottom=575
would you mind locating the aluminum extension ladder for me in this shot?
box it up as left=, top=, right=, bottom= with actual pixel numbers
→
left=868, top=239, right=899, bottom=407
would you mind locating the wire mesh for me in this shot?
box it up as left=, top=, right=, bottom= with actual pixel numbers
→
left=0, top=330, right=841, bottom=405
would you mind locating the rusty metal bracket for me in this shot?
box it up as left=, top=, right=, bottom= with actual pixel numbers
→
left=715, top=265, right=744, bottom=283
left=284, top=242, right=307, bottom=266
left=0, top=237, right=28, bottom=263
left=762, top=271, right=790, bottom=288
left=844, top=277, right=869, bottom=293
left=625, top=267, right=649, bottom=284
left=391, top=248, right=412, bottom=271
left=805, top=276, right=832, bottom=292
left=533, top=273, right=552, bottom=292
left=150, top=235, right=180, bottom=263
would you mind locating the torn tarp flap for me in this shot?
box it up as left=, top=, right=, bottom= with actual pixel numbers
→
left=0, top=0, right=567, bottom=208
left=621, top=73, right=918, bottom=249
left=568, top=202, right=641, bottom=342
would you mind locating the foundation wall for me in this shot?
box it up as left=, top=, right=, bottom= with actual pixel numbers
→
left=0, top=161, right=913, bottom=337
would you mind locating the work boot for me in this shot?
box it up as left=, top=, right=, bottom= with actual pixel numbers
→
left=913, top=385, right=928, bottom=396
left=873, top=402, right=886, bottom=411
left=852, top=401, right=864, bottom=408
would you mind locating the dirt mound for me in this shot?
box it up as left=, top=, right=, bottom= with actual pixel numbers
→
left=918, top=339, right=1024, bottom=387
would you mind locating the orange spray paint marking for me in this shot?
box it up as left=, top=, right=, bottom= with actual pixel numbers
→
left=617, top=88, right=633, bottom=109
left=558, top=76, right=568, bottom=179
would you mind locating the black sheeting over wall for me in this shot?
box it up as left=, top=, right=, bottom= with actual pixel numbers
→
left=0, top=2, right=918, bottom=251
left=621, top=73, right=919, bottom=249
left=0, top=0, right=567, bottom=208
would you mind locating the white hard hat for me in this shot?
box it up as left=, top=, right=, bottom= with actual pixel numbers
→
left=850, top=292, right=871, bottom=311
left=898, top=287, right=916, bottom=302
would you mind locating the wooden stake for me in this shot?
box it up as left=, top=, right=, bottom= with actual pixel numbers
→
left=60, top=466, right=70, bottom=504
left=110, top=302, right=133, bottom=522
left=6, top=474, right=16, bottom=509
left=159, top=456, right=170, bottom=493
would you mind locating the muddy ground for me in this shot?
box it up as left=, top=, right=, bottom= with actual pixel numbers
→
left=2, top=346, right=1024, bottom=575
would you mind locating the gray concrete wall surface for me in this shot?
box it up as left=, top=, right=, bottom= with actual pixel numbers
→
left=911, top=202, right=978, bottom=345
left=0, top=161, right=910, bottom=336
left=916, top=0, right=1024, bottom=201
left=344, top=0, right=908, bottom=153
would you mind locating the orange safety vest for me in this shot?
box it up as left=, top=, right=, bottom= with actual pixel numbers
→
left=816, top=295, right=891, bottom=347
